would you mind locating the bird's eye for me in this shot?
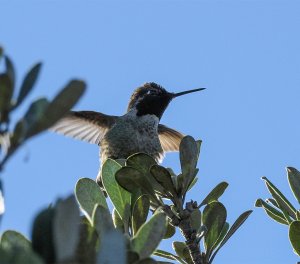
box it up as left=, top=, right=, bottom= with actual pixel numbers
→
left=150, top=89, right=160, bottom=95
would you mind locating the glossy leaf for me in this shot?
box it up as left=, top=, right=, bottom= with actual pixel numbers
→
left=53, top=195, right=80, bottom=262
left=14, top=63, right=42, bottom=108
left=209, top=210, right=252, bottom=264
left=287, top=167, right=300, bottom=204
left=132, top=194, right=150, bottom=235
left=172, top=241, right=192, bottom=264
left=255, top=199, right=287, bottom=225
left=262, top=177, right=296, bottom=219
left=75, top=177, right=107, bottom=222
left=202, top=202, right=227, bottom=257
left=102, top=159, right=130, bottom=221
left=289, top=220, right=300, bottom=256
left=131, top=212, right=167, bottom=259
left=199, top=182, right=229, bottom=207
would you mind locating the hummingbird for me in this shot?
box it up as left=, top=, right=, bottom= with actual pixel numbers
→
left=51, top=82, right=205, bottom=186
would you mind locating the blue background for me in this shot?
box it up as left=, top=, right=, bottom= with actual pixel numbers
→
left=1, top=1, right=300, bottom=263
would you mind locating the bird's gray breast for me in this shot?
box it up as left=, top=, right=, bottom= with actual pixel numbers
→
left=99, top=112, right=163, bottom=164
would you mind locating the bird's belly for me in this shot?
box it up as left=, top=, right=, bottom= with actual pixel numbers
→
left=99, top=115, right=162, bottom=164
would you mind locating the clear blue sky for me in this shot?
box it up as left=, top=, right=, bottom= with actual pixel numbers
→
left=1, top=1, right=300, bottom=263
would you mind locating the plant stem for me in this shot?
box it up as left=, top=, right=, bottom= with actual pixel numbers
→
left=162, top=203, right=203, bottom=264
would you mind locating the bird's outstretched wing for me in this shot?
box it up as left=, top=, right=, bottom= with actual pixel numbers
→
left=50, top=111, right=118, bottom=145
left=158, top=124, right=184, bottom=152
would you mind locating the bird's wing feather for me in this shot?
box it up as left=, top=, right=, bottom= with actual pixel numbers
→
left=50, top=111, right=118, bottom=145
left=158, top=124, right=184, bottom=152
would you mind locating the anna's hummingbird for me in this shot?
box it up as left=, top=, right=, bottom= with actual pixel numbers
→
left=51, top=82, right=204, bottom=186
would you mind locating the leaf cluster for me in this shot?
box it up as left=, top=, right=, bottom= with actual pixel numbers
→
left=256, top=167, right=300, bottom=256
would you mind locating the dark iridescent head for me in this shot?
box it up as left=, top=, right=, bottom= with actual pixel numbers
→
left=127, top=82, right=205, bottom=119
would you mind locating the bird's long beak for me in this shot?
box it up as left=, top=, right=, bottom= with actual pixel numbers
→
left=172, top=88, right=206, bottom=98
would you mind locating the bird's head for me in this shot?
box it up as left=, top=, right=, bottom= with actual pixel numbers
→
left=127, top=82, right=205, bottom=119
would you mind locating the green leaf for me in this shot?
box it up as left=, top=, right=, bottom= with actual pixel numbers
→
left=287, top=167, right=300, bottom=204
left=262, top=177, right=296, bottom=220
left=209, top=210, right=252, bottom=264
left=5, top=56, right=15, bottom=92
left=92, top=205, right=114, bottom=238
left=297, top=210, right=300, bottom=220
left=112, top=208, right=124, bottom=231
left=132, top=195, right=150, bottom=235
left=131, top=212, right=167, bottom=259
left=289, top=220, right=300, bottom=256
left=209, top=222, right=229, bottom=257
left=179, top=136, right=199, bottom=195
left=22, top=98, right=49, bottom=139
left=190, top=209, right=202, bottom=232
left=266, top=198, right=280, bottom=209
left=93, top=205, right=126, bottom=264
left=163, top=222, right=176, bottom=239
left=0, top=74, right=13, bottom=122
left=187, top=177, right=198, bottom=192
left=0, top=231, right=43, bottom=264
left=127, top=153, right=165, bottom=194
left=126, top=153, right=156, bottom=172
left=255, top=199, right=287, bottom=225
left=202, top=202, right=227, bottom=257
left=179, top=136, right=198, bottom=175
left=14, top=63, right=42, bottom=108
left=53, top=195, right=80, bottom=262
left=150, top=165, right=177, bottom=197
left=116, top=166, right=160, bottom=205
left=172, top=241, right=192, bottom=264
left=31, top=207, right=55, bottom=263
left=102, top=159, right=130, bottom=221
left=196, top=140, right=202, bottom=158
left=25, top=80, right=86, bottom=138
left=199, top=182, right=229, bottom=207
left=154, top=249, right=185, bottom=264
left=1, top=230, right=31, bottom=251
left=75, top=217, right=98, bottom=264
left=75, top=178, right=108, bottom=222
